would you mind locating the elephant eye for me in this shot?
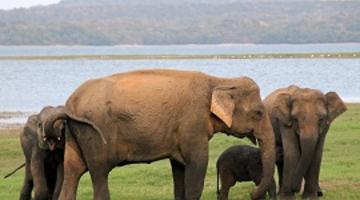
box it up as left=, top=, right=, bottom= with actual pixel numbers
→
left=252, top=110, right=263, bottom=120
left=292, top=117, right=298, bottom=125
left=318, top=117, right=326, bottom=125
left=255, top=110, right=263, bottom=117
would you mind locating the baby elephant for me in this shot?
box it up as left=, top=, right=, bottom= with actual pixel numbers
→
left=217, top=145, right=276, bottom=200
left=19, top=106, right=66, bottom=200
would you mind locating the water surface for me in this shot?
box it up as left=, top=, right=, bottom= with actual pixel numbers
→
left=0, top=43, right=359, bottom=56
left=1, top=58, right=359, bottom=112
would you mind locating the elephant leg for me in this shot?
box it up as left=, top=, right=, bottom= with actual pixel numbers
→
left=303, top=135, right=326, bottom=199
left=184, top=159, right=208, bottom=200
left=183, top=143, right=208, bottom=200
left=170, top=159, right=185, bottom=200
left=20, top=160, right=33, bottom=200
left=279, top=126, right=299, bottom=199
left=218, top=171, right=236, bottom=200
left=58, top=135, right=87, bottom=200
left=268, top=178, right=277, bottom=200
left=253, top=178, right=266, bottom=200
left=89, top=169, right=110, bottom=200
left=31, top=154, right=49, bottom=200
left=52, top=162, right=64, bottom=200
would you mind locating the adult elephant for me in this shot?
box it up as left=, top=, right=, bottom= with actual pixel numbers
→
left=44, top=69, right=275, bottom=200
left=264, top=85, right=346, bottom=199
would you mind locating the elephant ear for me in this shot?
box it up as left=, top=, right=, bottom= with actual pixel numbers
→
left=273, top=93, right=292, bottom=127
left=326, top=92, right=347, bottom=123
left=211, top=87, right=235, bottom=128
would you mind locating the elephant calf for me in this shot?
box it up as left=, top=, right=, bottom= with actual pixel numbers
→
left=19, top=106, right=65, bottom=200
left=217, top=145, right=276, bottom=200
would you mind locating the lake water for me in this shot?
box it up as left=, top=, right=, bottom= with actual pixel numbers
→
left=0, top=44, right=359, bottom=126
left=1, top=43, right=360, bottom=56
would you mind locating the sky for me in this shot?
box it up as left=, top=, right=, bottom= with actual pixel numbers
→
left=0, top=0, right=60, bottom=10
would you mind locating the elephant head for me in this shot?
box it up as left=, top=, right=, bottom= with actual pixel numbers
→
left=36, top=106, right=66, bottom=151
left=211, top=77, right=275, bottom=199
left=43, top=106, right=107, bottom=147
left=272, top=86, right=346, bottom=192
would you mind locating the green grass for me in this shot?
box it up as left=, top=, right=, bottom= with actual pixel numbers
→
left=0, top=52, right=359, bottom=60
left=1, top=104, right=359, bottom=199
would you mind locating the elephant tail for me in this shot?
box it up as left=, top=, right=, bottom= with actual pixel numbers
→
left=3, top=163, right=25, bottom=178
left=216, top=162, right=220, bottom=197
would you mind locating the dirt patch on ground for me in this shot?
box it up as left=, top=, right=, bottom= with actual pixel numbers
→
left=320, top=180, right=360, bottom=190
left=0, top=128, right=21, bottom=137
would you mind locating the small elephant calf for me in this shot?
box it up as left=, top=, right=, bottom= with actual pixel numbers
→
left=19, top=106, right=66, bottom=200
left=217, top=145, right=276, bottom=200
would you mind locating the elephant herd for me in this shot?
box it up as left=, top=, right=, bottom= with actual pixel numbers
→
left=6, top=69, right=346, bottom=200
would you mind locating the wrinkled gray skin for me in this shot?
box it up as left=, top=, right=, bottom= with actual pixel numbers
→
left=217, top=145, right=277, bottom=200
left=44, top=69, right=276, bottom=200
left=264, top=85, right=347, bottom=199
left=19, top=106, right=66, bottom=200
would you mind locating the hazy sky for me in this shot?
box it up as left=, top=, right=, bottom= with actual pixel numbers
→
left=0, top=0, right=60, bottom=10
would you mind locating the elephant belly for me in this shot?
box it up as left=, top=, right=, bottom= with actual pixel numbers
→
left=114, top=127, right=180, bottom=164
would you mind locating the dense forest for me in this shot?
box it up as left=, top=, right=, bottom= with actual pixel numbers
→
left=0, top=0, right=359, bottom=45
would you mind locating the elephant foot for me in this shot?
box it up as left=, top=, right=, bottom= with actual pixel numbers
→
left=255, top=195, right=266, bottom=200
left=317, top=186, right=323, bottom=197
left=291, top=182, right=302, bottom=193
left=302, top=192, right=319, bottom=199
left=317, top=190, right=323, bottom=197
left=302, top=186, right=323, bottom=199
left=279, top=193, right=295, bottom=200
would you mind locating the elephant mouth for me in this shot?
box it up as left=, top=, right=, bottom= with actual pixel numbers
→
left=242, top=129, right=254, bottom=135
left=234, top=129, right=254, bottom=138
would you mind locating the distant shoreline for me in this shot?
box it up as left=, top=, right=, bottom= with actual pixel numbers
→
left=0, top=112, right=35, bottom=129
left=0, top=52, right=359, bottom=60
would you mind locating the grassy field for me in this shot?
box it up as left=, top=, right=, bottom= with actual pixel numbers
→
left=0, top=52, right=359, bottom=60
left=0, top=104, right=359, bottom=199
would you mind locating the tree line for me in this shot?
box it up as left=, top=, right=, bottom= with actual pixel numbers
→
left=0, top=0, right=359, bottom=45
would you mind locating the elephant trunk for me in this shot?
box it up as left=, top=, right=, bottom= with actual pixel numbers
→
left=291, top=128, right=318, bottom=193
left=44, top=112, right=69, bottom=137
left=251, top=113, right=276, bottom=200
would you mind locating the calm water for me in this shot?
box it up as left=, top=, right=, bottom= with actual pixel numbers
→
left=0, top=44, right=359, bottom=125
left=0, top=43, right=359, bottom=56
left=1, top=58, right=359, bottom=113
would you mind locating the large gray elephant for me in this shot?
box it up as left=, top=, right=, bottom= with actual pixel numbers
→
left=19, top=106, right=66, bottom=200
left=264, top=85, right=347, bottom=199
left=44, top=69, right=276, bottom=200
